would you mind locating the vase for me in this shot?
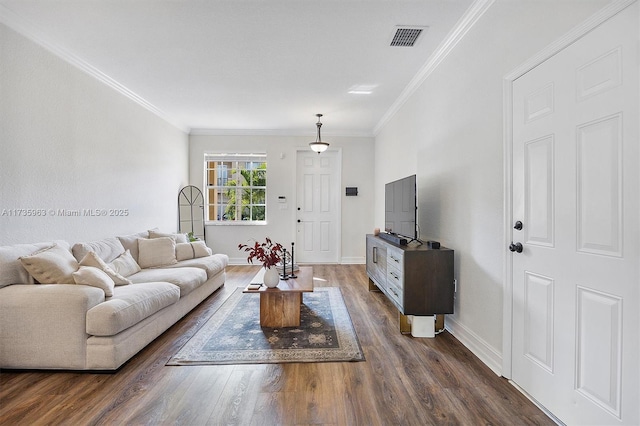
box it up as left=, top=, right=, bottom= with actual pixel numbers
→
left=263, top=267, right=280, bottom=288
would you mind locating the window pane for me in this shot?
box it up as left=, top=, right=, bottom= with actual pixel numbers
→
left=253, top=169, right=266, bottom=186
left=222, top=203, right=235, bottom=220
left=238, top=188, right=249, bottom=205
left=253, top=189, right=265, bottom=204
left=241, top=206, right=251, bottom=221
left=253, top=206, right=265, bottom=221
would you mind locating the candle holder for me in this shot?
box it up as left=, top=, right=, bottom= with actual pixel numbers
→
left=280, top=248, right=290, bottom=280
left=289, top=242, right=297, bottom=278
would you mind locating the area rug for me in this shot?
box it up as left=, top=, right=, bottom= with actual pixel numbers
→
left=167, top=287, right=365, bottom=365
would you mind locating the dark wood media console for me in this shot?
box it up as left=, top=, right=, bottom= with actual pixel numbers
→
left=366, top=234, right=454, bottom=334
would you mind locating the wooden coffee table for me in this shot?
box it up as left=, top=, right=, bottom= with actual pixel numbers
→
left=243, top=266, right=313, bottom=327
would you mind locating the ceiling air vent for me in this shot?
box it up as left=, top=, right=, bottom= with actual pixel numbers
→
left=389, top=26, right=428, bottom=47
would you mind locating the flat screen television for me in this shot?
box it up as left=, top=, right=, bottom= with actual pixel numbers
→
left=384, top=174, right=417, bottom=240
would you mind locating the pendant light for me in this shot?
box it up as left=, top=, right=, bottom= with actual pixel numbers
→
left=309, top=113, right=330, bottom=154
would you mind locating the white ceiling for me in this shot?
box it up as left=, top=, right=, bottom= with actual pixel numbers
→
left=0, top=0, right=475, bottom=135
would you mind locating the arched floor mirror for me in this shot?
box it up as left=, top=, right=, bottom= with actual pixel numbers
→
left=178, top=185, right=205, bottom=241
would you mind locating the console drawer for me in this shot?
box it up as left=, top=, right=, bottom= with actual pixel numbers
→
left=387, top=247, right=403, bottom=269
left=385, top=271, right=403, bottom=308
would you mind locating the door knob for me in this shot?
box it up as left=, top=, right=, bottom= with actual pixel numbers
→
left=297, top=219, right=301, bottom=223
left=514, top=221, right=523, bottom=230
left=509, top=242, right=523, bottom=253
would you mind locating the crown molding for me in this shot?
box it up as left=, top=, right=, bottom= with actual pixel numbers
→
left=189, top=128, right=374, bottom=138
left=373, top=0, right=496, bottom=135
left=0, top=5, right=189, bottom=134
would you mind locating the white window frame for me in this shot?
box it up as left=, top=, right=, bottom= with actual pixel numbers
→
left=204, top=153, right=267, bottom=225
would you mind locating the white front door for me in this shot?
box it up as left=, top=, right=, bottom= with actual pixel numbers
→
left=511, top=3, right=638, bottom=425
left=295, top=150, right=341, bottom=263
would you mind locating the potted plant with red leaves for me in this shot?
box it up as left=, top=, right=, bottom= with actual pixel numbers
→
left=238, top=237, right=284, bottom=287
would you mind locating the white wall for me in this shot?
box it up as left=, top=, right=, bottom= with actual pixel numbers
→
left=189, top=134, right=374, bottom=264
left=0, top=24, right=189, bottom=245
left=374, top=0, right=610, bottom=373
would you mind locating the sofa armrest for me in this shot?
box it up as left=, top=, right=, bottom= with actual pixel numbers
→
left=0, top=284, right=105, bottom=369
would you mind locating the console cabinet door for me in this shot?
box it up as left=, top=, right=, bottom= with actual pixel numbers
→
left=366, top=235, right=386, bottom=287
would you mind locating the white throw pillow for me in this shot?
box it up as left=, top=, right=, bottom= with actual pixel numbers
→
left=71, top=237, right=125, bottom=263
left=72, top=266, right=115, bottom=297
left=19, top=243, right=79, bottom=284
left=79, top=251, right=131, bottom=285
left=175, top=241, right=212, bottom=261
left=148, top=230, right=188, bottom=244
left=0, top=241, right=68, bottom=288
left=137, top=237, right=177, bottom=268
left=117, top=230, right=149, bottom=263
left=108, top=249, right=141, bottom=277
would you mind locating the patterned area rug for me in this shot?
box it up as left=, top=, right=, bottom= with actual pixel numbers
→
left=167, top=287, right=365, bottom=365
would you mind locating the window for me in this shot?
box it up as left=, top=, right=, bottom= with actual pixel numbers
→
left=205, top=154, right=267, bottom=223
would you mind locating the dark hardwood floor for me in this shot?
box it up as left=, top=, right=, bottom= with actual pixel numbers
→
left=0, top=265, right=553, bottom=425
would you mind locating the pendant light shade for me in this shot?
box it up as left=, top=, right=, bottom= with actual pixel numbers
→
left=309, top=114, right=330, bottom=153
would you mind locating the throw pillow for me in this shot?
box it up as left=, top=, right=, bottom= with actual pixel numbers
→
left=19, top=243, right=79, bottom=284
left=108, top=249, right=141, bottom=277
left=0, top=241, right=67, bottom=288
left=71, top=237, right=125, bottom=263
left=116, top=230, right=148, bottom=263
left=137, top=237, right=177, bottom=268
left=72, top=266, right=115, bottom=297
left=79, top=251, right=132, bottom=285
left=175, top=241, right=212, bottom=261
left=148, top=230, right=188, bottom=244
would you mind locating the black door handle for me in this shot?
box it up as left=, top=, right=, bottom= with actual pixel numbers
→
left=509, top=242, right=523, bottom=253
left=514, top=221, right=523, bottom=230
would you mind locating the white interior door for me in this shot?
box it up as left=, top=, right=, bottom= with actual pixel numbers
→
left=511, top=3, right=638, bottom=425
left=296, top=150, right=341, bottom=263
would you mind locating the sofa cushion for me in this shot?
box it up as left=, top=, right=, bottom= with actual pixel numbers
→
left=116, top=231, right=148, bottom=263
left=137, top=237, right=177, bottom=269
left=19, top=243, right=79, bottom=284
left=86, top=282, right=180, bottom=336
left=149, top=230, right=188, bottom=244
left=72, top=266, right=116, bottom=297
left=175, top=241, right=212, bottom=261
left=79, top=251, right=132, bottom=286
left=0, top=241, right=69, bottom=288
left=72, top=237, right=125, bottom=263
left=164, top=254, right=229, bottom=279
left=108, top=250, right=141, bottom=277
left=128, top=266, right=207, bottom=297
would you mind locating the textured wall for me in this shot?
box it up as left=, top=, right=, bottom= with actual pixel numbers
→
left=0, top=24, right=189, bottom=245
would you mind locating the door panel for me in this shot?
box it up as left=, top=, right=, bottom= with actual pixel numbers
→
left=524, top=135, right=555, bottom=247
left=523, top=271, right=554, bottom=373
left=575, top=286, right=623, bottom=417
left=576, top=114, right=622, bottom=256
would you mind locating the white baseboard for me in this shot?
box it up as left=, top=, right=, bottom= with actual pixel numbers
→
left=445, top=316, right=503, bottom=376
left=340, top=257, right=365, bottom=264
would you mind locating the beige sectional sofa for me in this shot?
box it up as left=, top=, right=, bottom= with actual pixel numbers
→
left=0, top=230, right=228, bottom=371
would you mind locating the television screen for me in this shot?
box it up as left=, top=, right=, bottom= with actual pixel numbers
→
left=384, top=174, right=417, bottom=239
